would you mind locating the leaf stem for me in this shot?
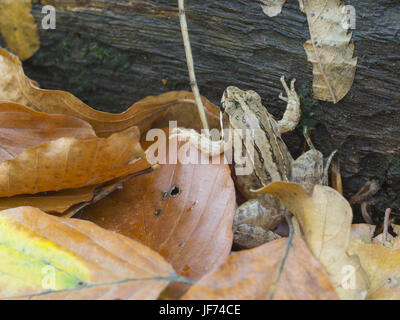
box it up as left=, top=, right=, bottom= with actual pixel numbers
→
left=178, top=0, right=210, bottom=133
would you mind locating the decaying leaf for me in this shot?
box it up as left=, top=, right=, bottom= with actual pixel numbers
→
left=0, top=0, right=39, bottom=60
left=301, top=0, right=357, bottom=103
left=255, top=182, right=369, bottom=299
left=0, top=207, right=177, bottom=300
left=0, top=49, right=220, bottom=137
left=182, top=237, right=338, bottom=300
left=0, top=101, right=147, bottom=197
left=260, top=0, right=286, bottom=17
left=78, top=129, right=236, bottom=298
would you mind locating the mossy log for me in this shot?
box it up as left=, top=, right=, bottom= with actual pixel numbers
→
left=8, top=0, right=400, bottom=220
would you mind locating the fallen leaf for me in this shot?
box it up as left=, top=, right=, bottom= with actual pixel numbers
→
left=255, top=182, right=369, bottom=299
left=348, top=240, right=400, bottom=299
left=261, top=0, right=287, bottom=17
left=0, top=102, right=147, bottom=197
left=350, top=224, right=375, bottom=244
left=182, top=237, right=338, bottom=300
left=78, top=129, right=236, bottom=298
left=0, top=207, right=177, bottom=300
left=302, top=0, right=357, bottom=103
left=0, top=49, right=220, bottom=137
left=0, top=0, right=39, bottom=60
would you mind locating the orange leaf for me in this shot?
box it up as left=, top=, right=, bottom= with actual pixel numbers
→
left=0, top=207, right=176, bottom=300
left=0, top=102, right=148, bottom=197
left=0, top=48, right=220, bottom=137
left=78, top=129, right=236, bottom=298
left=182, top=237, right=338, bottom=300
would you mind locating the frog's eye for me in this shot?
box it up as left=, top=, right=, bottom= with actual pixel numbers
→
left=220, top=101, right=226, bottom=113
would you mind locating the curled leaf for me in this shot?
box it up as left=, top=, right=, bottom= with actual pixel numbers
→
left=255, top=182, right=369, bottom=299
left=0, top=102, right=147, bottom=197
left=0, top=49, right=220, bottom=136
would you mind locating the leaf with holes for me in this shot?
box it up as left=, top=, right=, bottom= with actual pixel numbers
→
left=77, top=129, right=236, bottom=298
left=0, top=207, right=178, bottom=300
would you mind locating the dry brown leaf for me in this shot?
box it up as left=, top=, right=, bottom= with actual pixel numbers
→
left=0, top=0, right=39, bottom=60
left=0, top=48, right=220, bottom=137
left=0, top=101, right=147, bottom=197
left=0, top=207, right=177, bottom=300
left=182, top=237, right=338, bottom=300
left=78, top=129, right=236, bottom=298
left=255, top=182, right=369, bottom=299
left=261, top=0, right=287, bottom=17
left=0, top=186, right=96, bottom=214
left=348, top=240, right=400, bottom=299
left=302, top=0, right=357, bottom=103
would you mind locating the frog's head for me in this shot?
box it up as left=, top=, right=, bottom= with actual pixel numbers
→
left=221, top=86, right=262, bottom=116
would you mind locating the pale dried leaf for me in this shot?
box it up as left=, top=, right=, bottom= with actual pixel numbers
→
left=302, top=0, right=357, bottom=103
left=348, top=240, right=400, bottom=300
left=255, top=182, right=369, bottom=299
left=261, top=0, right=286, bottom=17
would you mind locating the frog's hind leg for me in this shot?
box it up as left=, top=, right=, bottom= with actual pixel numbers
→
left=278, top=76, right=301, bottom=134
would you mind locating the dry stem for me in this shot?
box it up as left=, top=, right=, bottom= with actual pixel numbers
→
left=178, top=0, right=210, bottom=133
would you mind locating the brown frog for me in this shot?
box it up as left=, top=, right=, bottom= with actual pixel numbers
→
left=221, top=77, right=333, bottom=249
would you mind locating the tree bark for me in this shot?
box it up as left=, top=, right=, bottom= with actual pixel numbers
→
left=18, top=0, right=400, bottom=220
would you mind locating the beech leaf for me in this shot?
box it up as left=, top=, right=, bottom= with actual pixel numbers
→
left=255, top=182, right=369, bottom=299
left=302, top=0, right=357, bottom=103
left=0, top=102, right=147, bottom=197
left=0, top=49, right=220, bottom=137
left=78, top=129, right=236, bottom=298
left=0, top=207, right=176, bottom=300
left=182, top=237, right=338, bottom=300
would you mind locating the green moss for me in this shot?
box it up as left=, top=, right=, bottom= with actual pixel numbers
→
left=297, top=84, right=321, bottom=131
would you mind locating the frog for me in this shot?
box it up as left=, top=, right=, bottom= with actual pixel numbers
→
left=221, top=77, right=334, bottom=249
left=169, top=76, right=334, bottom=250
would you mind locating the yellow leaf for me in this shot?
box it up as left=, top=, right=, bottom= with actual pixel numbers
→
left=255, top=182, right=369, bottom=299
left=0, top=0, right=39, bottom=60
left=348, top=240, right=400, bottom=300
left=0, top=207, right=175, bottom=299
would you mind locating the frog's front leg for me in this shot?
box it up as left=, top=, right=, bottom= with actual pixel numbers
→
left=277, top=76, right=301, bottom=134
left=233, top=196, right=283, bottom=250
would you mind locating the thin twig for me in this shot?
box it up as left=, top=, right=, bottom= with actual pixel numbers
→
left=178, top=0, right=210, bottom=133
left=268, top=210, right=294, bottom=300
left=383, top=208, right=392, bottom=244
